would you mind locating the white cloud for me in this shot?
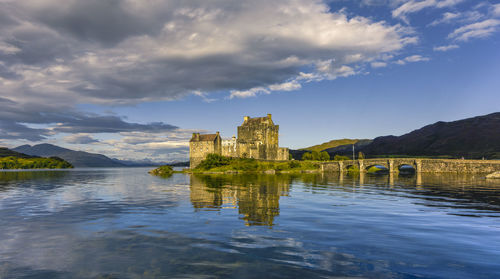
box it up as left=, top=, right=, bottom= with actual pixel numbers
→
left=433, top=44, right=459, bottom=51
left=428, top=12, right=460, bottom=26
left=393, top=0, right=464, bottom=22
left=269, top=80, right=302, bottom=92
left=371, top=61, right=388, bottom=68
left=448, top=19, right=500, bottom=41
left=492, top=3, right=500, bottom=17
left=395, top=54, right=430, bottom=65
left=429, top=10, right=484, bottom=26
left=89, top=130, right=197, bottom=162
left=0, top=42, right=21, bottom=55
left=0, top=0, right=416, bottom=108
left=405, top=55, right=430, bottom=62
left=192, top=91, right=216, bottom=103
left=229, top=87, right=269, bottom=99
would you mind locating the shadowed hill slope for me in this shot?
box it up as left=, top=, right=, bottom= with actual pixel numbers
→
left=0, top=147, right=33, bottom=158
left=358, top=112, right=500, bottom=159
left=13, top=144, right=125, bottom=168
left=300, top=139, right=366, bottom=152
left=293, top=112, right=500, bottom=160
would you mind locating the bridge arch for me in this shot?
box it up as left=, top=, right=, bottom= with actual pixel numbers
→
left=397, top=163, right=416, bottom=173
left=365, top=164, right=389, bottom=174
left=321, top=158, right=500, bottom=174
left=345, top=164, right=357, bottom=172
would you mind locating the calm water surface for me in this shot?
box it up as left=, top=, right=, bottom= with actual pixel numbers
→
left=1, top=168, right=499, bottom=278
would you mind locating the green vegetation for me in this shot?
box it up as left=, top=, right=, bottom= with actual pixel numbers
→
left=149, top=165, right=174, bottom=177
left=0, top=147, right=32, bottom=158
left=367, top=154, right=455, bottom=159
left=300, top=139, right=361, bottom=152
left=333, top=155, right=351, bottom=161
left=0, top=156, right=73, bottom=169
left=366, top=165, right=388, bottom=173
left=190, top=154, right=321, bottom=173
left=301, top=151, right=330, bottom=161
left=346, top=165, right=359, bottom=174
left=196, top=153, right=231, bottom=170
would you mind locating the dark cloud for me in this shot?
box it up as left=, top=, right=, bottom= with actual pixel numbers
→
left=0, top=63, right=21, bottom=80
left=53, top=115, right=178, bottom=134
left=0, top=0, right=413, bottom=103
left=0, top=121, right=51, bottom=141
left=7, top=28, right=71, bottom=65
left=30, top=0, right=165, bottom=46
left=0, top=98, right=177, bottom=140
left=0, top=0, right=415, bottom=143
left=64, top=134, right=100, bottom=144
left=74, top=54, right=299, bottom=101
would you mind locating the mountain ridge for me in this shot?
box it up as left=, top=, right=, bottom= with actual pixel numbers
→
left=293, top=112, right=500, bottom=160
left=300, top=139, right=367, bottom=153
left=13, top=144, right=125, bottom=168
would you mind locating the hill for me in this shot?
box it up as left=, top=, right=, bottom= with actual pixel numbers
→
left=293, top=112, right=500, bottom=160
left=323, top=139, right=373, bottom=154
left=300, top=139, right=365, bottom=152
left=357, top=112, right=500, bottom=159
left=13, top=144, right=125, bottom=168
left=0, top=147, right=73, bottom=169
left=291, top=139, right=372, bottom=160
left=0, top=147, right=33, bottom=159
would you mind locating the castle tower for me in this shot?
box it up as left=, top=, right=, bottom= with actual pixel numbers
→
left=188, top=114, right=289, bottom=169
left=236, top=114, right=286, bottom=160
left=189, top=132, right=221, bottom=168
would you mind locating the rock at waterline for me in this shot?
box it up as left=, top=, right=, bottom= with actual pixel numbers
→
left=486, top=171, right=500, bottom=179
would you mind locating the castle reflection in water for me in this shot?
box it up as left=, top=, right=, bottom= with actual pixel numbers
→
left=188, top=172, right=500, bottom=227
left=190, top=174, right=291, bottom=226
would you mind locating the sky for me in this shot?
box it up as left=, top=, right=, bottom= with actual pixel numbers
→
left=0, top=0, right=499, bottom=162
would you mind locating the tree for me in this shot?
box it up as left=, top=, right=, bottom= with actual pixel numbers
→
left=334, top=155, right=350, bottom=161
left=319, top=151, right=330, bottom=161
left=302, top=152, right=313, bottom=160
left=311, top=151, right=321, bottom=160
left=196, top=153, right=231, bottom=170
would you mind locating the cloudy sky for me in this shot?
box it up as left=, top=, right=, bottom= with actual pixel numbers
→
left=0, top=0, right=499, bottom=162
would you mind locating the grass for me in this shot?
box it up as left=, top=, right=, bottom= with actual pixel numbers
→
left=149, top=165, right=175, bottom=177
left=0, top=156, right=73, bottom=169
left=300, top=139, right=361, bottom=152
left=189, top=154, right=321, bottom=173
left=366, top=154, right=455, bottom=159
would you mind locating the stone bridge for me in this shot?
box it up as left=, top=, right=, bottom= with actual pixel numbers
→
left=320, top=158, right=500, bottom=173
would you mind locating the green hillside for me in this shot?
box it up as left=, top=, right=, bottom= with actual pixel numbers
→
left=300, top=139, right=363, bottom=152
left=0, top=156, right=73, bottom=169
left=0, top=147, right=32, bottom=158
left=0, top=147, right=73, bottom=169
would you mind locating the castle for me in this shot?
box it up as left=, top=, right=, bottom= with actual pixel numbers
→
left=189, top=114, right=289, bottom=168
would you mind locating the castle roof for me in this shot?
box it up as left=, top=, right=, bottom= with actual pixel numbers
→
left=241, top=114, right=274, bottom=126
left=190, top=133, right=219, bottom=142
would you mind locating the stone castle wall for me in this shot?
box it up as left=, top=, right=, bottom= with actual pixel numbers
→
left=221, top=137, right=237, bottom=157
left=277, top=147, right=290, bottom=161
left=189, top=133, right=221, bottom=169
left=189, top=114, right=289, bottom=168
left=320, top=158, right=500, bottom=174
left=236, top=114, right=280, bottom=160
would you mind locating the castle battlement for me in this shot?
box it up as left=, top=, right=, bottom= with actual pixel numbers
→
left=189, top=114, right=289, bottom=168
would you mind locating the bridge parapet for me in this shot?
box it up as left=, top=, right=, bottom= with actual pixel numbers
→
left=320, top=158, right=500, bottom=174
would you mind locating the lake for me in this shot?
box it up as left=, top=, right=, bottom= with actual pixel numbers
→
left=1, top=168, right=499, bottom=278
